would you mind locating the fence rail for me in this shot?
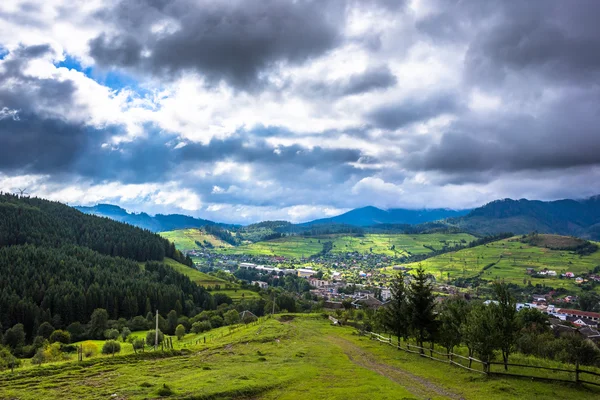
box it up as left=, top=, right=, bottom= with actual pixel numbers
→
left=365, top=331, right=600, bottom=387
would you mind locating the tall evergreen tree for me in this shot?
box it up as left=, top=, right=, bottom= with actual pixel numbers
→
left=408, top=266, right=437, bottom=354
left=384, top=273, right=409, bottom=343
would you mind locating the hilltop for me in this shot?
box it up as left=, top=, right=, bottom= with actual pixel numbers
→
left=303, top=206, right=470, bottom=227
left=446, top=196, right=600, bottom=239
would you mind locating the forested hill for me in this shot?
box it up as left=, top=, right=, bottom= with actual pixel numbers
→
left=447, top=196, right=600, bottom=239
left=0, top=193, right=191, bottom=264
left=0, top=194, right=216, bottom=348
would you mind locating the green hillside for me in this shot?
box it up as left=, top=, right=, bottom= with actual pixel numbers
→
left=216, top=233, right=476, bottom=258
left=391, top=235, right=600, bottom=291
left=160, top=228, right=234, bottom=251
left=0, top=315, right=594, bottom=399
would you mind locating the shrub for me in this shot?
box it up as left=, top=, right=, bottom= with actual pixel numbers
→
left=132, top=338, right=145, bottom=353
left=191, top=321, right=212, bottom=334
left=175, top=324, right=186, bottom=340
left=102, top=340, right=121, bottom=356
left=82, top=341, right=98, bottom=358
left=49, top=330, right=71, bottom=344
left=145, top=330, right=164, bottom=347
left=104, top=329, right=120, bottom=340
left=121, top=327, right=132, bottom=342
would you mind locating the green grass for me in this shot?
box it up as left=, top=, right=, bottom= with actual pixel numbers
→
left=216, top=233, right=476, bottom=258
left=1, top=315, right=596, bottom=399
left=389, top=236, right=600, bottom=292
left=160, top=228, right=233, bottom=251
left=159, top=258, right=232, bottom=288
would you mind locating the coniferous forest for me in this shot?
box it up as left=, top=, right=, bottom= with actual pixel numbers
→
left=0, top=194, right=212, bottom=351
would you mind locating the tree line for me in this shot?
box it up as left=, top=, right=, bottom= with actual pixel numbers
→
left=0, top=244, right=214, bottom=345
left=375, top=268, right=600, bottom=371
left=0, top=193, right=192, bottom=265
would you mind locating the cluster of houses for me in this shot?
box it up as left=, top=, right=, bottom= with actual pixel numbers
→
left=526, top=268, right=600, bottom=285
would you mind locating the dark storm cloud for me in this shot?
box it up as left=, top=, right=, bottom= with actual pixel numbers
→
left=0, top=44, right=98, bottom=175
left=366, top=93, right=459, bottom=130
left=419, top=0, right=600, bottom=86
left=77, top=127, right=371, bottom=185
left=403, top=89, right=600, bottom=176
left=89, top=0, right=346, bottom=89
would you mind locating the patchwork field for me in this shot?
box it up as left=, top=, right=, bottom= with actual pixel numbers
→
left=160, top=229, right=233, bottom=251
left=216, top=233, right=476, bottom=258
left=392, top=236, right=600, bottom=291
left=1, top=315, right=595, bottom=399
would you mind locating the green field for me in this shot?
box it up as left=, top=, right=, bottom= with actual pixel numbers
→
left=216, top=233, right=476, bottom=258
left=160, top=228, right=233, bottom=251
left=1, top=315, right=595, bottom=399
left=158, top=258, right=260, bottom=300
left=393, top=236, right=600, bottom=291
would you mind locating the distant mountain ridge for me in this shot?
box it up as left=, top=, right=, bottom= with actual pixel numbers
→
left=75, top=195, right=600, bottom=240
left=302, top=206, right=470, bottom=227
left=75, top=204, right=222, bottom=232
left=447, top=196, right=600, bottom=239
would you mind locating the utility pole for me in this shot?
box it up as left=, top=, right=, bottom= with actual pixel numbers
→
left=155, top=309, right=159, bottom=351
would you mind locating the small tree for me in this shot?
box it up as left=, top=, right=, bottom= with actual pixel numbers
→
left=494, top=282, right=518, bottom=370
left=462, top=303, right=499, bottom=371
left=146, top=329, right=164, bottom=347
left=49, top=330, right=71, bottom=344
left=121, top=327, right=132, bottom=342
left=224, top=310, right=240, bottom=326
left=104, top=329, right=119, bottom=340
left=175, top=324, right=186, bottom=340
left=88, top=308, right=109, bottom=339
left=0, top=345, right=20, bottom=371
left=37, top=322, right=55, bottom=339
left=132, top=338, right=145, bottom=354
left=102, top=340, right=121, bottom=356
left=437, top=296, right=469, bottom=355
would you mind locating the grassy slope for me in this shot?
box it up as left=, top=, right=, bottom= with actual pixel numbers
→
left=1, top=316, right=595, bottom=399
left=391, top=236, right=600, bottom=291
left=160, top=228, right=233, bottom=251
left=216, top=233, right=476, bottom=258
left=160, top=258, right=260, bottom=301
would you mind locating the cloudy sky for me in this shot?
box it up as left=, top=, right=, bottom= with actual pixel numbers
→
left=1, top=0, right=600, bottom=224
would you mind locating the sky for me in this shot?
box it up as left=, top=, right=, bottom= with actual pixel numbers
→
left=1, top=0, right=600, bottom=224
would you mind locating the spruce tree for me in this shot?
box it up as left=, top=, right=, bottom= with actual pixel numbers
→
left=408, top=266, right=437, bottom=354
left=385, top=273, right=409, bottom=343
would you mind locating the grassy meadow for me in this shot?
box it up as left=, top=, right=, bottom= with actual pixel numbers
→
left=215, top=233, right=476, bottom=258
left=391, top=237, right=600, bottom=291
left=160, top=228, right=233, bottom=251
left=1, top=315, right=597, bottom=399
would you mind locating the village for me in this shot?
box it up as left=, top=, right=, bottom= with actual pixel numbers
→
left=189, top=249, right=600, bottom=345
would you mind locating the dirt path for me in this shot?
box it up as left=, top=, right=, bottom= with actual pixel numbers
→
left=327, top=336, right=464, bottom=400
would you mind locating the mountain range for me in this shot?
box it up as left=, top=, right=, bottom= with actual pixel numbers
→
left=76, top=195, right=600, bottom=240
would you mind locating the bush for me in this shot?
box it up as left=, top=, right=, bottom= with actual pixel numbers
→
left=49, top=330, right=71, bottom=344
left=132, top=338, right=145, bottom=353
left=82, top=341, right=98, bottom=358
left=121, top=327, right=132, bottom=342
left=37, top=322, right=55, bottom=339
left=145, top=330, right=164, bottom=347
left=175, top=324, right=186, bottom=340
left=104, top=329, right=120, bottom=340
left=128, top=316, right=150, bottom=331
left=191, top=321, right=212, bottom=334
left=0, top=345, right=20, bottom=371
left=102, top=340, right=121, bottom=355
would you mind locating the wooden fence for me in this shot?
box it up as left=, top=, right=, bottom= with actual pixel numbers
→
left=366, top=331, right=600, bottom=387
